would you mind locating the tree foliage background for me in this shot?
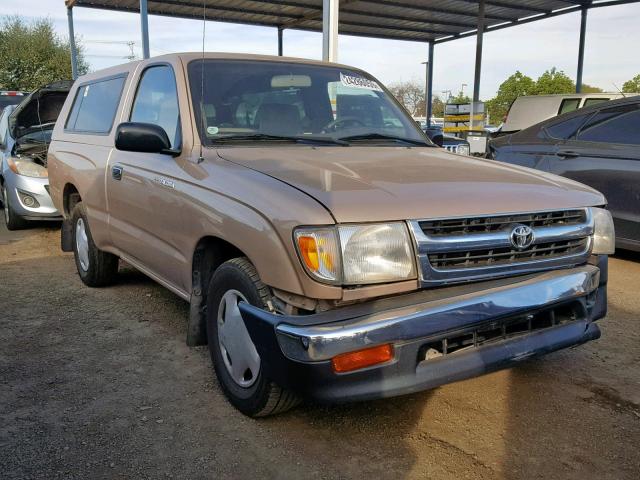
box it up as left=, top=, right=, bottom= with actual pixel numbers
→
left=389, top=67, right=640, bottom=125
left=387, top=81, right=425, bottom=116
left=622, top=74, right=640, bottom=93
left=0, top=16, right=88, bottom=91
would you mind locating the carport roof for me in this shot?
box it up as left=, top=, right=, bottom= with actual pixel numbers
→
left=65, top=0, right=640, bottom=44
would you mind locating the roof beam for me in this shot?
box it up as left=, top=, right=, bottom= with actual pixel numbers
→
left=342, top=7, right=479, bottom=29
left=360, top=0, right=516, bottom=22
left=284, top=1, right=480, bottom=31
left=303, top=18, right=460, bottom=36
left=282, top=0, right=360, bottom=28
left=339, top=9, right=476, bottom=31
left=148, top=0, right=304, bottom=21
left=455, top=0, right=552, bottom=14
left=435, top=2, right=583, bottom=43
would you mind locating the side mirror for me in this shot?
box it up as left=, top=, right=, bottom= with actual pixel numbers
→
left=115, top=122, right=179, bottom=156
left=424, top=129, right=444, bottom=147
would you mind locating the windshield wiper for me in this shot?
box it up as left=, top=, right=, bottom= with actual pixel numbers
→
left=337, top=133, right=430, bottom=146
left=210, top=133, right=348, bottom=146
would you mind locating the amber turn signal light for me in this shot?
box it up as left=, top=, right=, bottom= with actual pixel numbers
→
left=297, top=235, right=320, bottom=270
left=331, top=344, right=394, bottom=373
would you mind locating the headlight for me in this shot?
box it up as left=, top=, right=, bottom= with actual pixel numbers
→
left=456, top=144, right=470, bottom=156
left=294, top=223, right=416, bottom=285
left=7, top=157, right=48, bottom=178
left=591, top=207, right=615, bottom=255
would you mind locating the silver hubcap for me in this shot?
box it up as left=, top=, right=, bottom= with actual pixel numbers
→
left=217, top=290, right=261, bottom=387
left=75, top=217, right=90, bottom=272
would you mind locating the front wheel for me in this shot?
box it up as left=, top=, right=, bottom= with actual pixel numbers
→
left=206, top=257, right=299, bottom=417
left=71, top=202, right=119, bottom=287
left=2, top=183, right=28, bottom=231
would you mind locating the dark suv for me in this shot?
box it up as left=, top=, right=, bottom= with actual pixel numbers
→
left=488, top=96, right=640, bottom=251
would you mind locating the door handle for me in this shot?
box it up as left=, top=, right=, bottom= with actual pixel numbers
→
left=112, top=165, right=123, bottom=181
left=556, top=150, right=580, bottom=159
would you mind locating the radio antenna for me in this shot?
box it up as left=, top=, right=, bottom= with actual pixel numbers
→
left=198, top=0, right=207, bottom=163
left=612, top=82, right=627, bottom=98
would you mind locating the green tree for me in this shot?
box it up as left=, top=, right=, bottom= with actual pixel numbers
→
left=485, top=71, right=536, bottom=124
left=0, top=16, right=88, bottom=91
left=622, top=74, right=640, bottom=93
left=450, top=91, right=471, bottom=105
left=581, top=83, right=604, bottom=93
left=533, top=67, right=575, bottom=95
left=431, top=95, right=445, bottom=117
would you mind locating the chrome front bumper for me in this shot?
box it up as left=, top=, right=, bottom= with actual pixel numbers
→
left=240, top=263, right=605, bottom=403
left=276, top=265, right=598, bottom=362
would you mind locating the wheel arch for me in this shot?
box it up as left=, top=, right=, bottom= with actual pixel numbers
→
left=187, top=235, right=252, bottom=346
left=60, top=183, right=82, bottom=252
left=62, top=182, right=82, bottom=218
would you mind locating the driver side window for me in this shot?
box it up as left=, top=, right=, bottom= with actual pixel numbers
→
left=130, top=65, right=181, bottom=148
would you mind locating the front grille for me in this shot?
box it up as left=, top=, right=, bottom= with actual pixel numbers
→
left=428, top=237, right=589, bottom=270
left=410, top=208, right=593, bottom=285
left=420, top=209, right=587, bottom=237
left=419, top=302, right=582, bottom=359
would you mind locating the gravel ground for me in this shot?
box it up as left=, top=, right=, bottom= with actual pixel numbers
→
left=1, top=218, right=639, bottom=480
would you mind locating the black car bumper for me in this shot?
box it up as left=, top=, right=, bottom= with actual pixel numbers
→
left=240, top=261, right=607, bottom=404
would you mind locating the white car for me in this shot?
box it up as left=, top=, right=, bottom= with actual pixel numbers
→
left=500, top=93, right=630, bottom=134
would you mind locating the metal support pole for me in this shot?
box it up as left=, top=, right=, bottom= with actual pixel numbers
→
left=576, top=7, right=588, bottom=93
left=472, top=0, right=485, bottom=103
left=470, top=0, right=485, bottom=133
left=426, top=42, right=434, bottom=128
left=322, top=0, right=338, bottom=62
left=278, top=27, right=283, bottom=56
left=67, top=7, right=78, bottom=80
left=140, top=0, right=150, bottom=59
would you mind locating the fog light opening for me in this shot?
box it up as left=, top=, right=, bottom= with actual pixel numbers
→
left=331, top=344, right=394, bottom=373
left=18, top=191, right=40, bottom=208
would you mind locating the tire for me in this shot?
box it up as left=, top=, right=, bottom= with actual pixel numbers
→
left=71, top=202, right=119, bottom=287
left=206, top=257, right=300, bottom=417
left=2, top=183, right=28, bottom=231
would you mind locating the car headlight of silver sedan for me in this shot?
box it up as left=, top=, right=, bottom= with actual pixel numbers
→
left=591, top=207, right=615, bottom=255
left=294, top=223, right=417, bottom=285
left=7, top=157, right=48, bottom=178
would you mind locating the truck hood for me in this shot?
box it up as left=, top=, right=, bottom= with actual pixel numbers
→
left=9, top=80, right=72, bottom=140
left=216, top=146, right=605, bottom=223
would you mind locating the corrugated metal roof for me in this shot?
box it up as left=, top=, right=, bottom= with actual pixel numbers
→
left=65, top=1, right=639, bottom=43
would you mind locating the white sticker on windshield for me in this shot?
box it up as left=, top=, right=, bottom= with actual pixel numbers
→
left=207, top=126, right=219, bottom=135
left=340, top=73, right=383, bottom=92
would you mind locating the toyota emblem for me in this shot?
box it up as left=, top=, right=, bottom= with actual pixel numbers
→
left=510, top=224, right=534, bottom=250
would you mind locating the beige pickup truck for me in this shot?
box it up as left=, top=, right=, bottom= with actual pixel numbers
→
left=48, top=53, right=614, bottom=417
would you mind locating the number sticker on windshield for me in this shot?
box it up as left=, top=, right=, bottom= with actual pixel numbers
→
left=340, top=73, right=383, bottom=92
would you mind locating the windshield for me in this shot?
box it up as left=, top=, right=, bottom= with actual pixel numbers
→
left=188, top=59, right=428, bottom=146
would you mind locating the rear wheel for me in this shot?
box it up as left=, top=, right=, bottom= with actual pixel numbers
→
left=206, top=257, right=299, bottom=417
left=2, top=183, right=28, bottom=231
left=71, top=202, right=119, bottom=287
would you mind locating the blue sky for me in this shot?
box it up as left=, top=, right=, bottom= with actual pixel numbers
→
left=2, top=1, right=639, bottom=99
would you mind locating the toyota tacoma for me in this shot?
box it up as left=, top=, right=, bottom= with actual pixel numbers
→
left=47, top=53, right=613, bottom=417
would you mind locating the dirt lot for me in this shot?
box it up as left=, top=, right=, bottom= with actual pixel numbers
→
left=1, top=219, right=639, bottom=480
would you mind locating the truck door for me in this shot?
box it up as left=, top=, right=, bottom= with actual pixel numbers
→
left=106, top=64, right=191, bottom=292
left=548, top=102, right=640, bottom=248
